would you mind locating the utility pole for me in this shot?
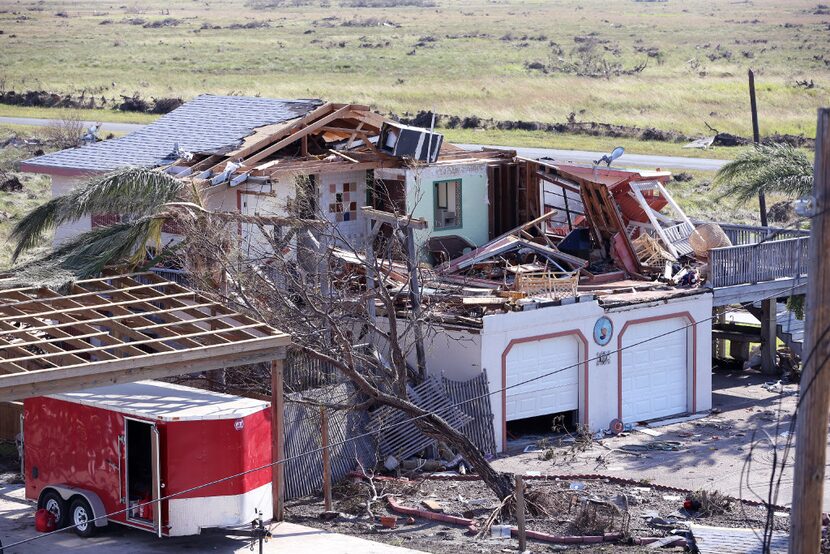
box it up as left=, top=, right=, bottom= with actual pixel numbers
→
left=790, top=107, right=830, bottom=554
left=749, top=70, right=767, bottom=225
left=750, top=69, right=778, bottom=375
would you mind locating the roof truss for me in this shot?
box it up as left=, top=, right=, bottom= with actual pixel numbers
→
left=0, top=273, right=289, bottom=401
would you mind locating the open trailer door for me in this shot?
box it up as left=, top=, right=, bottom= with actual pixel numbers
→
left=125, top=418, right=161, bottom=534
left=151, top=424, right=161, bottom=537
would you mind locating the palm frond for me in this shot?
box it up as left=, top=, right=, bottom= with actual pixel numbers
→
left=5, top=216, right=167, bottom=289
left=11, top=167, right=187, bottom=261
left=714, top=143, right=813, bottom=203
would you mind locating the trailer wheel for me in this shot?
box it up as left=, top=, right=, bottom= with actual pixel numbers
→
left=69, top=497, right=96, bottom=538
left=39, top=490, right=67, bottom=529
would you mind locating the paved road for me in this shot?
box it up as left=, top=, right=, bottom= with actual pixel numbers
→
left=0, top=116, right=144, bottom=134
left=457, top=143, right=728, bottom=171
left=0, top=116, right=728, bottom=171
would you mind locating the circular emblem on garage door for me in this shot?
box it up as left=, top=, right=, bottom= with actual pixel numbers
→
left=593, top=316, right=613, bottom=346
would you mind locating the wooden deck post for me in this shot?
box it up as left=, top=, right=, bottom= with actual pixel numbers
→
left=321, top=407, right=333, bottom=512
left=790, top=107, right=830, bottom=554
left=760, top=299, right=779, bottom=374
left=271, top=359, right=285, bottom=521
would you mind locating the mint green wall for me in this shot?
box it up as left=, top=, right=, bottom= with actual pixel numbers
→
left=405, top=164, right=490, bottom=251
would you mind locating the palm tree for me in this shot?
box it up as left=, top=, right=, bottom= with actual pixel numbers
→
left=8, top=167, right=198, bottom=287
left=714, top=143, right=813, bottom=203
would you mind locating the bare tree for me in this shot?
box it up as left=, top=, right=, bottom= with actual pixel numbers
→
left=177, top=173, right=515, bottom=500
left=41, top=111, right=85, bottom=150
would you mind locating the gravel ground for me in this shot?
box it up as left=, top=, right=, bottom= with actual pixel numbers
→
left=285, top=474, right=786, bottom=553
left=285, top=371, right=810, bottom=553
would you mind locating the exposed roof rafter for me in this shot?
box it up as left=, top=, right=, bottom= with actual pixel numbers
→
left=0, top=273, right=290, bottom=402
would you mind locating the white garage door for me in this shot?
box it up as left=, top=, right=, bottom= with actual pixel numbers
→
left=621, top=318, right=688, bottom=423
left=505, top=336, right=580, bottom=421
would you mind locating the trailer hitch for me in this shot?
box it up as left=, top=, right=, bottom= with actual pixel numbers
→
left=201, top=510, right=271, bottom=554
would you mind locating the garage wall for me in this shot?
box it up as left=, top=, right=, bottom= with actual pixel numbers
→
left=475, top=293, right=712, bottom=452
left=373, top=319, right=484, bottom=383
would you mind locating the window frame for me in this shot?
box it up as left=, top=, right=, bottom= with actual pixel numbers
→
left=433, top=179, right=462, bottom=230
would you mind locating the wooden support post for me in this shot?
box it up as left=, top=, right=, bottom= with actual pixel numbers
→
left=365, top=218, right=377, bottom=320
left=271, top=359, right=285, bottom=522
left=714, top=307, right=726, bottom=359
left=748, top=69, right=768, bottom=227
left=321, top=407, right=333, bottom=512
left=563, top=187, right=573, bottom=231
left=760, top=299, right=779, bottom=374
left=515, top=475, right=527, bottom=553
left=405, top=226, right=427, bottom=379
left=790, top=107, right=830, bottom=554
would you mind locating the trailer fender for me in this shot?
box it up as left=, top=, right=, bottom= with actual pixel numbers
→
left=38, top=485, right=108, bottom=528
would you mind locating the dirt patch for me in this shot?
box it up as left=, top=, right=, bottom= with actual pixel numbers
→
left=0, top=440, right=22, bottom=485
left=0, top=176, right=23, bottom=192
left=285, top=475, right=787, bottom=553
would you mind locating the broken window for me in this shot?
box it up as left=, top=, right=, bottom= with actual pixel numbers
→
left=434, top=179, right=462, bottom=229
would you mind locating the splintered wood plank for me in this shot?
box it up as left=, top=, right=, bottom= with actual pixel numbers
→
left=224, top=103, right=335, bottom=161
left=242, top=105, right=353, bottom=168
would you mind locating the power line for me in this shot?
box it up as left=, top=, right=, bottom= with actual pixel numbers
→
left=1, top=285, right=799, bottom=549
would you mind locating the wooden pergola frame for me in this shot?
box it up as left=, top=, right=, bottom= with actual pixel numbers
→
left=0, top=271, right=291, bottom=519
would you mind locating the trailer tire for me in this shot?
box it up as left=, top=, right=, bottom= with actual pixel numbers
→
left=69, top=497, right=96, bottom=538
left=39, top=490, right=67, bottom=529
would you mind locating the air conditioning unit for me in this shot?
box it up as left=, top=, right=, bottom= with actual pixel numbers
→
left=379, top=121, right=443, bottom=163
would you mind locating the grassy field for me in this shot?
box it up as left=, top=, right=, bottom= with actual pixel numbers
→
left=441, top=128, right=751, bottom=159
left=0, top=105, right=158, bottom=124
left=0, top=0, right=828, bottom=141
left=0, top=128, right=51, bottom=268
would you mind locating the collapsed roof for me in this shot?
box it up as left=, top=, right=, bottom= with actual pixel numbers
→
left=165, top=102, right=513, bottom=186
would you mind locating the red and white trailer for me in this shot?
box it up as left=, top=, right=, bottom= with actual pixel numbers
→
left=23, top=380, right=273, bottom=537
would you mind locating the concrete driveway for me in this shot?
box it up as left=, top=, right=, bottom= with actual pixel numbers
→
left=0, top=485, right=422, bottom=553
left=493, top=370, right=828, bottom=511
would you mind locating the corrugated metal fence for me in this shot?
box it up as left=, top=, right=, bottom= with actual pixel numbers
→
left=283, top=383, right=375, bottom=500
left=443, top=373, right=497, bottom=457
left=282, top=373, right=497, bottom=500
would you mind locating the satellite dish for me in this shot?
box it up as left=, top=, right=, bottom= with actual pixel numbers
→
left=593, top=146, right=625, bottom=167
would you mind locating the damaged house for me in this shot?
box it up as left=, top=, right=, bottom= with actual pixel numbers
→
left=21, top=95, right=510, bottom=255
left=19, top=95, right=809, bottom=462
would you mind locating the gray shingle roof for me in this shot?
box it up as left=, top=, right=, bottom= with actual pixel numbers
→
left=22, top=95, right=322, bottom=173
